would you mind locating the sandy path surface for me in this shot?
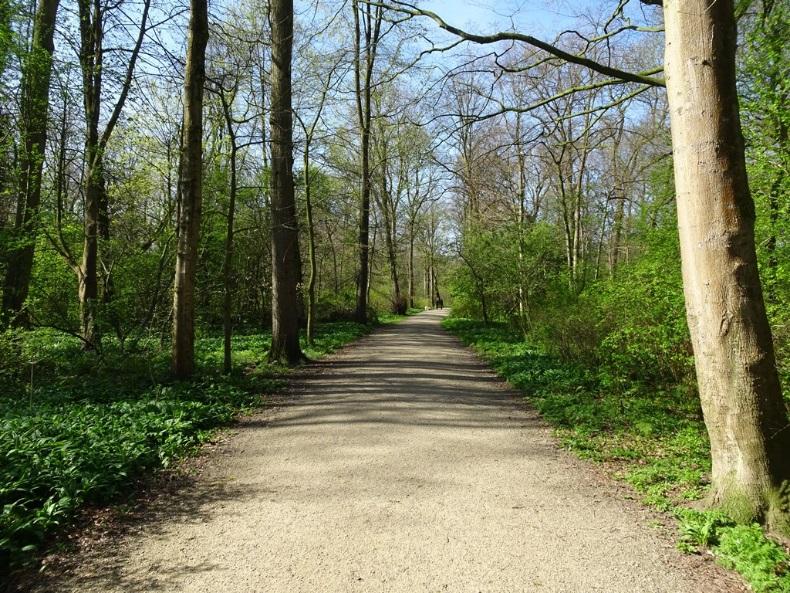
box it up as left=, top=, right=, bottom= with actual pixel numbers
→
left=32, top=310, right=738, bottom=593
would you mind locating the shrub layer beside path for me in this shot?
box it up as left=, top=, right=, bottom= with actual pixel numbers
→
left=443, top=317, right=790, bottom=593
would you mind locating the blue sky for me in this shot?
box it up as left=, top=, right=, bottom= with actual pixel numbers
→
left=420, top=1, right=657, bottom=38
left=421, top=0, right=587, bottom=36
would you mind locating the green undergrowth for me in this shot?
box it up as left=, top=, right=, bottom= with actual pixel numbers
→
left=0, top=318, right=386, bottom=576
left=676, top=510, right=790, bottom=592
left=443, top=317, right=790, bottom=593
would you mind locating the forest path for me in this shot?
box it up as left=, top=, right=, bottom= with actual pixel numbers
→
left=35, top=310, right=734, bottom=593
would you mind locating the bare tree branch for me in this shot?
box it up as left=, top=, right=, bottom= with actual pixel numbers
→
left=361, top=0, right=666, bottom=87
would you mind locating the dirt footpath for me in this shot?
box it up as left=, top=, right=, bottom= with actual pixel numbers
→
left=31, top=311, right=742, bottom=593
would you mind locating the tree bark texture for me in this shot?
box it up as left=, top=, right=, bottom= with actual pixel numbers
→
left=172, top=0, right=208, bottom=378
left=663, top=0, right=790, bottom=527
left=76, top=0, right=102, bottom=347
left=268, top=0, right=303, bottom=365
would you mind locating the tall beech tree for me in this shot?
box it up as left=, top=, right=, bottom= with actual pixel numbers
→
left=172, top=0, right=209, bottom=377
left=1, top=0, right=60, bottom=323
left=662, top=0, right=790, bottom=528
left=268, top=0, right=302, bottom=364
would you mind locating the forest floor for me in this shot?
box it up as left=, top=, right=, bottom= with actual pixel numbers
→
left=25, top=310, right=745, bottom=593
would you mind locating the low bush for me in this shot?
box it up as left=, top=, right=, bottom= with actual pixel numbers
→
left=678, top=509, right=790, bottom=592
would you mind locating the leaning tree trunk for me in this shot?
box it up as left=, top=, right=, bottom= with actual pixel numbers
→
left=663, top=0, right=790, bottom=528
left=76, top=0, right=149, bottom=348
left=268, top=0, right=303, bottom=365
left=1, top=0, right=60, bottom=323
left=172, top=0, right=208, bottom=378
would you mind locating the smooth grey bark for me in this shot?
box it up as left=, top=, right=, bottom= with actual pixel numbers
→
left=663, top=0, right=790, bottom=528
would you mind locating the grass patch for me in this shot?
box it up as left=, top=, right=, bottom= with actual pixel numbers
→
left=0, top=317, right=393, bottom=575
left=442, top=316, right=790, bottom=592
left=377, top=307, right=423, bottom=325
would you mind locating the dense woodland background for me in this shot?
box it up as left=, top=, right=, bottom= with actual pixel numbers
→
left=0, top=0, right=786, bottom=369
left=0, top=0, right=785, bottom=374
left=0, top=0, right=788, bottom=588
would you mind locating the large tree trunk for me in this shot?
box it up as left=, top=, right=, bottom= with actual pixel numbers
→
left=1, top=0, right=60, bottom=323
left=663, top=0, right=790, bottom=528
left=268, top=0, right=302, bottom=365
left=353, top=3, right=371, bottom=324
left=172, top=0, right=208, bottom=378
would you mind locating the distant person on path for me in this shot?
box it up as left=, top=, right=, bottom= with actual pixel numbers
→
left=435, top=293, right=444, bottom=309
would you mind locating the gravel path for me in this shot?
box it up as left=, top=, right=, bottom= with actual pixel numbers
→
left=33, top=310, right=740, bottom=592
